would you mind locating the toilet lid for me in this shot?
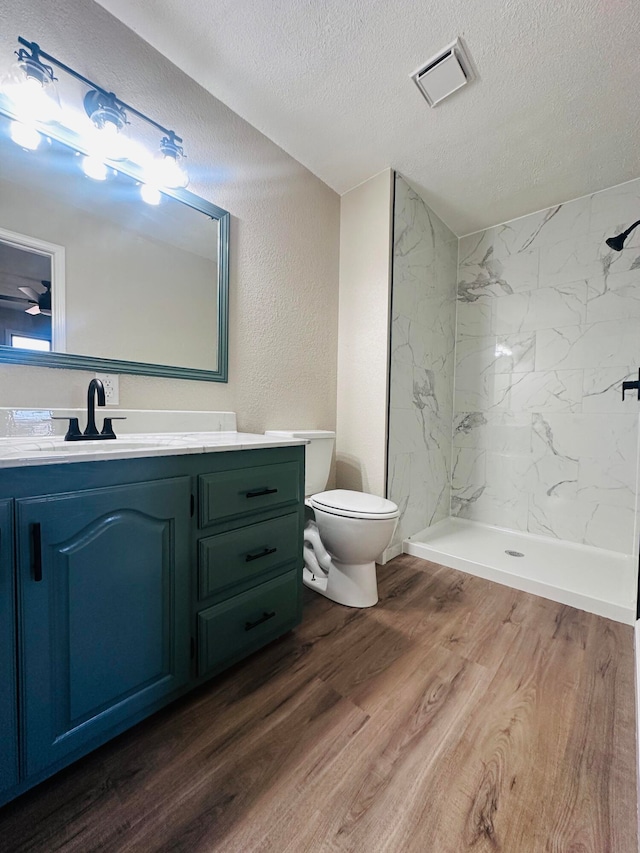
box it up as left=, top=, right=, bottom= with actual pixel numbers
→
left=310, top=489, right=399, bottom=520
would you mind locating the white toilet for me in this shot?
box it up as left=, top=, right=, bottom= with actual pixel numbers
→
left=265, top=430, right=399, bottom=608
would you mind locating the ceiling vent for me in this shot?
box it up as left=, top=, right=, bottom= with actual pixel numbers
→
left=410, top=38, right=476, bottom=108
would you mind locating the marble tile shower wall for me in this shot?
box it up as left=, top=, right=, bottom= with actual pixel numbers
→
left=387, top=175, right=457, bottom=550
left=453, top=178, right=640, bottom=554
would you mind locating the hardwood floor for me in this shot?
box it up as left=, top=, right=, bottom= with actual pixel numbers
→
left=1, top=555, right=636, bottom=852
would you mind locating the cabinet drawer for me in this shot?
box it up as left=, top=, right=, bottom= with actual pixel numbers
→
left=197, top=571, right=299, bottom=676
left=198, top=512, right=299, bottom=599
left=198, top=461, right=301, bottom=528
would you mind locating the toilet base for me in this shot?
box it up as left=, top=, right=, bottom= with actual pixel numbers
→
left=302, top=560, right=378, bottom=608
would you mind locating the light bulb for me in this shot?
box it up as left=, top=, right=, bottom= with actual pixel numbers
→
left=82, top=90, right=129, bottom=161
left=22, top=76, right=51, bottom=118
left=154, top=153, right=189, bottom=189
left=140, top=184, right=161, bottom=205
left=84, top=122, right=130, bottom=162
left=9, top=120, right=41, bottom=150
left=82, top=155, right=107, bottom=181
left=101, top=122, right=128, bottom=159
left=148, top=134, right=189, bottom=189
left=2, top=66, right=61, bottom=124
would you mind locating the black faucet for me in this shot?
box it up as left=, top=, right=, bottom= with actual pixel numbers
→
left=55, top=378, right=126, bottom=441
left=85, top=377, right=105, bottom=437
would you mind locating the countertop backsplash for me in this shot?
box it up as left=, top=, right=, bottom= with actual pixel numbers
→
left=0, top=408, right=238, bottom=438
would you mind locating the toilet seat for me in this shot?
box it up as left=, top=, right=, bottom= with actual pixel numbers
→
left=310, top=489, right=399, bottom=520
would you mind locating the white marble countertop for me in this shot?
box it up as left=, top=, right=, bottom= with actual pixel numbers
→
left=0, top=431, right=308, bottom=469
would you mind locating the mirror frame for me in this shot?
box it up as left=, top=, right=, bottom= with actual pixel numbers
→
left=0, top=96, right=229, bottom=382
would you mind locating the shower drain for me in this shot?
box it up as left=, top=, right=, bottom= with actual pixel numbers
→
left=505, top=549, right=525, bottom=558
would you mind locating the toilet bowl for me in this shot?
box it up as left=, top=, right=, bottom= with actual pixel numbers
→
left=307, top=490, right=399, bottom=607
left=264, top=430, right=399, bottom=608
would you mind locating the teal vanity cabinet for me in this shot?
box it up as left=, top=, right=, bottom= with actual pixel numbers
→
left=0, top=443, right=304, bottom=806
left=16, top=478, right=191, bottom=778
left=0, top=499, right=18, bottom=795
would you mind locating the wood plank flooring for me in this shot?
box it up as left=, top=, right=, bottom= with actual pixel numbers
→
left=0, top=555, right=636, bottom=852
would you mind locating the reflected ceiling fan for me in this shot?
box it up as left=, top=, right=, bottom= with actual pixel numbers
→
left=17, top=280, right=52, bottom=316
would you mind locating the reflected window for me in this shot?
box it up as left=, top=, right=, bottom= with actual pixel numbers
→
left=10, top=334, right=51, bottom=351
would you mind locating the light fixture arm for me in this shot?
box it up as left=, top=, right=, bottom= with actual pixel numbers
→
left=160, top=130, right=184, bottom=160
left=15, top=40, right=56, bottom=86
left=16, top=36, right=182, bottom=144
left=619, top=218, right=640, bottom=241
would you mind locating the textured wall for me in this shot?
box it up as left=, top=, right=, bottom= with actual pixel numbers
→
left=0, top=0, right=339, bottom=435
left=387, top=175, right=457, bottom=550
left=336, top=170, right=393, bottom=496
left=453, top=179, right=640, bottom=554
left=94, top=0, right=640, bottom=237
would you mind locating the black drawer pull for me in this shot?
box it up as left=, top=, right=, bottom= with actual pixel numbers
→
left=245, top=546, right=277, bottom=563
left=245, top=610, right=276, bottom=631
left=246, top=487, right=278, bottom=499
left=31, top=523, right=43, bottom=582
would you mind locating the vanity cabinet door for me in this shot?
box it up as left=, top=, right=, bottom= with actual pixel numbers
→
left=17, top=477, right=191, bottom=778
left=0, top=499, right=18, bottom=795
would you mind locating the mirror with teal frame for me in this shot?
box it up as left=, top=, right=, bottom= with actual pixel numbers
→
left=0, top=96, right=229, bottom=382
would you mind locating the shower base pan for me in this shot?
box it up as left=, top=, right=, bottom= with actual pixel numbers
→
left=404, top=517, right=636, bottom=625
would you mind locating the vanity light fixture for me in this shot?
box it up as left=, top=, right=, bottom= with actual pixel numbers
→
left=1, top=36, right=189, bottom=198
left=84, top=89, right=127, bottom=133
left=2, top=40, right=60, bottom=152
left=154, top=131, right=188, bottom=189
left=140, top=183, right=162, bottom=205
left=83, top=89, right=129, bottom=161
left=9, top=120, right=41, bottom=150
left=1, top=40, right=60, bottom=123
left=606, top=219, right=640, bottom=252
left=82, top=155, right=108, bottom=181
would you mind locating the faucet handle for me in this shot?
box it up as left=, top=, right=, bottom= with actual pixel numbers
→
left=100, top=416, right=127, bottom=439
left=622, top=369, right=640, bottom=401
left=51, top=416, right=83, bottom=441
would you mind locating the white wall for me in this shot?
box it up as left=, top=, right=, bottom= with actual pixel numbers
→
left=335, top=170, right=393, bottom=496
left=0, top=0, right=339, bottom=434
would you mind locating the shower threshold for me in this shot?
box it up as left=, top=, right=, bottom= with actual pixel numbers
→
left=404, top=517, right=636, bottom=625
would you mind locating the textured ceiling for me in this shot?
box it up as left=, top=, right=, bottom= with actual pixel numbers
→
left=94, top=0, right=640, bottom=235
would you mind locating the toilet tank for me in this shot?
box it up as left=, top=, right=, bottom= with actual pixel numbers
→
left=265, top=430, right=335, bottom=496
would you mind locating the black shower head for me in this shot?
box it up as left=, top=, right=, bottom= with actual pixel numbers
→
left=606, top=218, right=640, bottom=252
left=606, top=233, right=628, bottom=252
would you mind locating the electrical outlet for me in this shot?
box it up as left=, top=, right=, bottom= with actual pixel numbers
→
left=95, top=373, right=119, bottom=406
